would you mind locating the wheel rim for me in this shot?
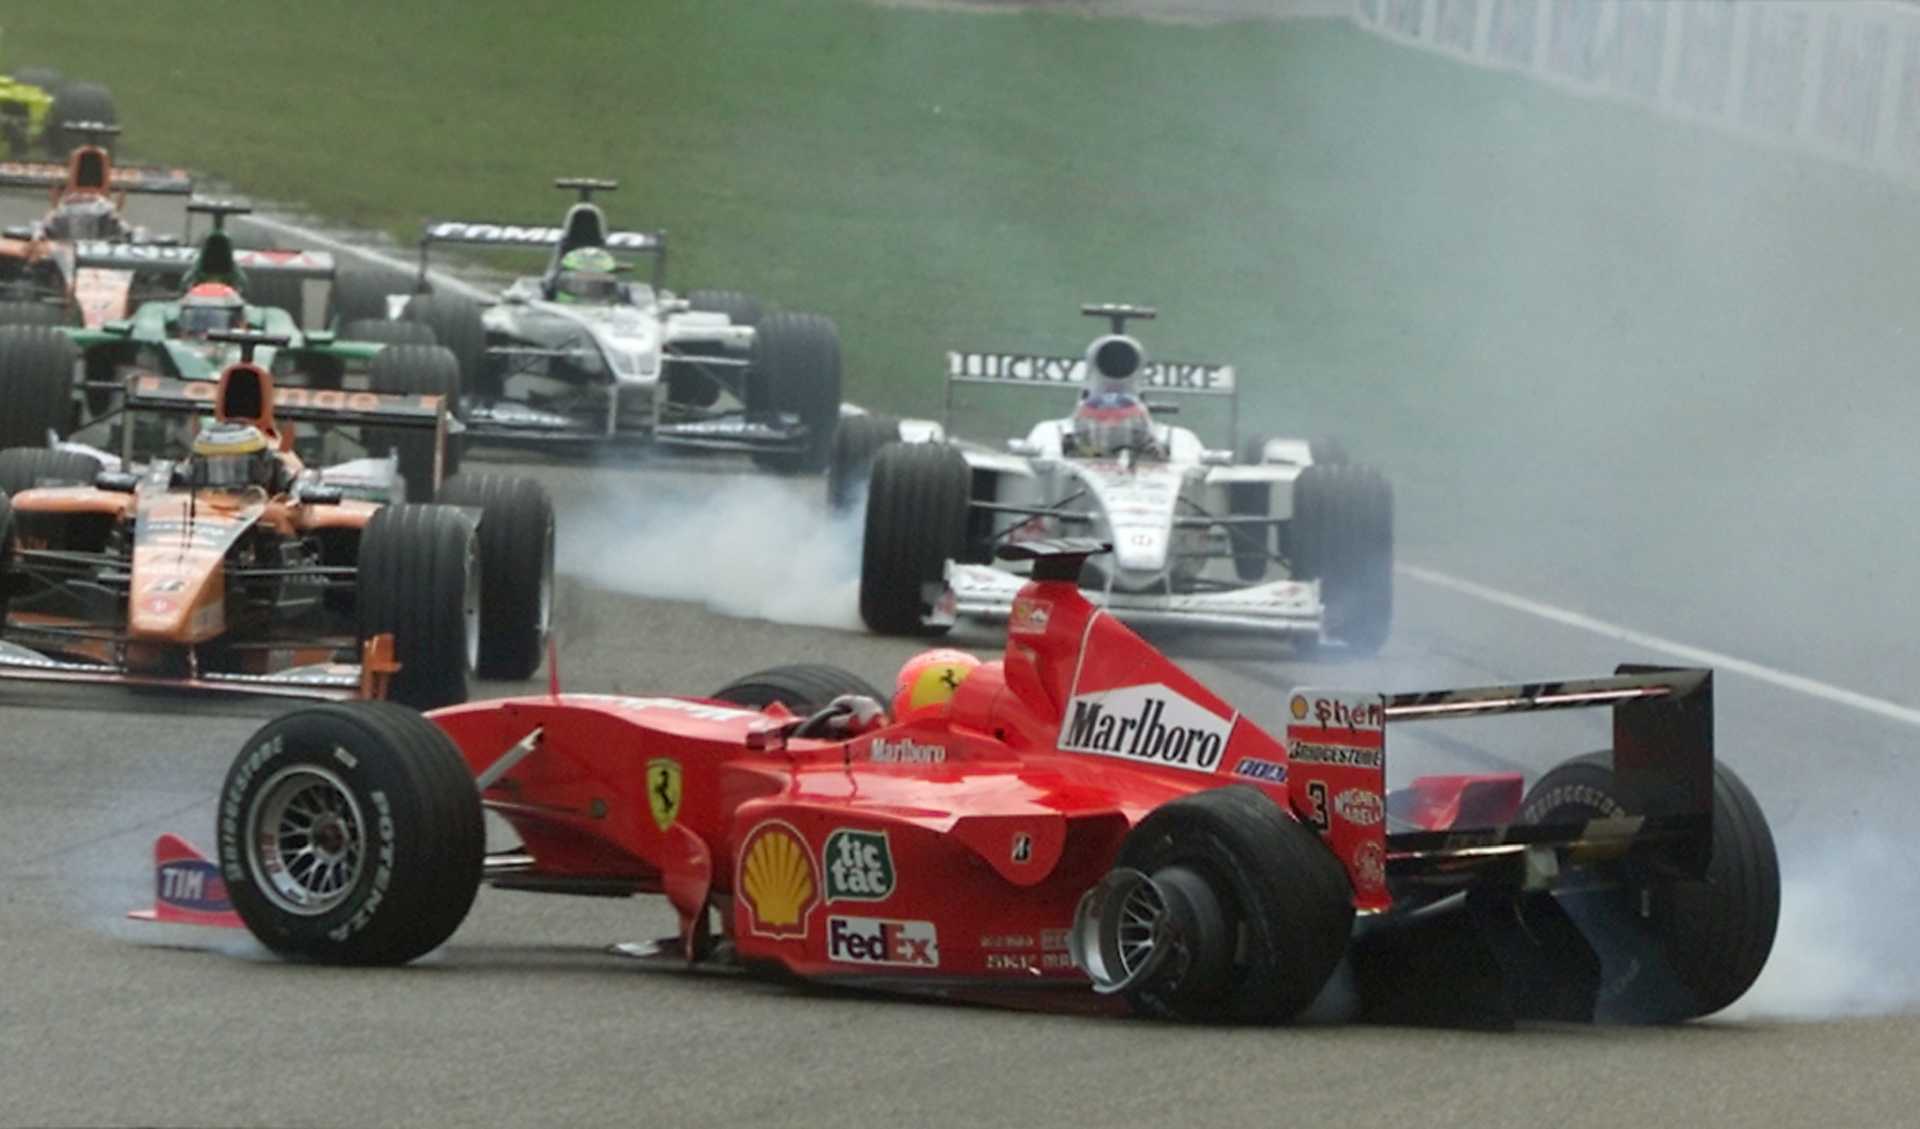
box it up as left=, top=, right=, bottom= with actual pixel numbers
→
left=1113, top=877, right=1169, bottom=983
left=246, top=764, right=367, bottom=916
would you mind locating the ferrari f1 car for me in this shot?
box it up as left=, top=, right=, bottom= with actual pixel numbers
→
left=832, top=305, right=1392, bottom=653
left=0, top=200, right=458, bottom=459
left=0, top=332, right=554, bottom=708
left=0, top=124, right=192, bottom=325
left=147, top=539, right=1777, bottom=1026
left=336, top=178, right=844, bottom=471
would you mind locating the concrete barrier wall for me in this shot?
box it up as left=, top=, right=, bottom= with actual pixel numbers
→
left=1352, top=0, right=1920, bottom=181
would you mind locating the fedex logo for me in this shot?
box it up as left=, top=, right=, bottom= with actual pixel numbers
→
left=826, top=916, right=939, bottom=968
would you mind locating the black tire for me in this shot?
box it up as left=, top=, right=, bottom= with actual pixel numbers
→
left=858, top=442, right=969, bottom=636
left=341, top=318, right=436, bottom=348
left=0, top=300, right=72, bottom=328
left=245, top=272, right=309, bottom=329
left=355, top=504, right=477, bottom=710
left=435, top=473, right=554, bottom=681
left=746, top=311, right=843, bottom=473
left=0, top=447, right=100, bottom=496
left=44, top=81, right=115, bottom=154
left=1520, top=752, right=1780, bottom=1022
left=216, top=701, right=484, bottom=965
left=1114, top=787, right=1353, bottom=1022
left=1309, top=436, right=1351, bottom=466
left=709, top=663, right=887, bottom=712
left=0, top=491, right=13, bottom=622
left=1226, top=432, right=1275, bottom=583
left=1290, top=463, right=1393, bottom=655
left=669, top=289, right=764, bottom=407
left=0, top=327, right=77, bottom=446
left=403, top=292, right=484, bottom=395
left=826, top=413, right=901, bottom=513
left=368, top=343, right=462, bottom=499
left=327, top=268, right=413, bottom=329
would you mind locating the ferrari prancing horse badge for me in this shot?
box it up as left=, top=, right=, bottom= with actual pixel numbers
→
left=646, top=759, right=682, bottom=830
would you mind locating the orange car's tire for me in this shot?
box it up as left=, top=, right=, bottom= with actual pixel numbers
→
left=356, top=504, right=476, bottom=710
left=435, top=473, right=553, bottom=682
left=0, top=301, right=72, bottom=328
left=217, top=701, right=483, bottom=965
left=0, top=326, right=77, bottom=447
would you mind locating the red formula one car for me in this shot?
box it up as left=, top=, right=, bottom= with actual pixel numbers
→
left=147, top=540, right=1779, bottom=1025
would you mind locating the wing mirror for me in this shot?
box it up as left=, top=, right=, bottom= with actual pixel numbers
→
left=1006, top=438, right=1041, bottom=456
left=1199, top=449, right=1233, bottom=466
left=2, top=225, right=32, bottom=240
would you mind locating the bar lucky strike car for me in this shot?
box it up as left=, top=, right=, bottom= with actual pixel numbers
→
left=140, top=540, right=1778, bottom=1026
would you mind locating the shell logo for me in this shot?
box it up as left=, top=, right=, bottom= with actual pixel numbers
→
left=737, top=820, right=819, bottom=939
left=1289, top=695, right=1309, bottom=721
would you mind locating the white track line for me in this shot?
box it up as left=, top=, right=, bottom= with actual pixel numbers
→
left=1399, top=563, right=1920, bottom=728
left=235, top=211, right=491, bottom=300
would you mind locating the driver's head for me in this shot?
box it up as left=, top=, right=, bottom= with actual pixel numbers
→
left=179, top=282, right=246, bottom=338
left=188, top=420, right=275, bottom=491
left=1071, top=391, right=1154, bottom=457
left=43, top=196, right=119, bottom=240
left=553, top=247, right=620, bottom=303
left=892, top=648, right=981, bottom=721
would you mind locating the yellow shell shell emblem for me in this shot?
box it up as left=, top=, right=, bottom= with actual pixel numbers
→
left=738, top=820, right=818, bottom=939
left=1289, top=695, right=1309, bottom=721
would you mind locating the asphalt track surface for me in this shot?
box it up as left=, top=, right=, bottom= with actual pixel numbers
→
left=5, top=200, right=1920, bottom=1129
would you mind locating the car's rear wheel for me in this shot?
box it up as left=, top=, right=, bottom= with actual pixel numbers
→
left=341, top=318, right=436, bottom=348
left=45, top=81, right=116, bottom=154
left=355, top=504, right=477, bottom=710
left=435, top=473, right=554, bottom=681
left=216, top=702, right=483, bottom=965
left=747, top=311, right=842, bottom=474
left=0, top=300, right=74, bottom=328
left=670, top=289, right=764, bottom=407
left=709, top=664, right=887, bottom=713
left=245, top=272, right=310, bottom=329
left=328, top=268, right=413, bottom=329
left=1520, top=752, right=1780, bottom=1022
left=367, top=343, right=463, bottom=499
left=403, top=292, right=485, bottom=396
left=827, top=413, right=901, bottom=514
left=0, top=327, right=77, bottom=447
left=1289, top=463, right=1393, bottom=655
left=859, top=442, right=970, bottom=636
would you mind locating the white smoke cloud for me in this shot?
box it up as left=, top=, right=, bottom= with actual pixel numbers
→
left=556, top=469, right=864, bottom=630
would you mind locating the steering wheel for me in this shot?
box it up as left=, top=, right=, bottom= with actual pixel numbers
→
left=793, top=700, right=855, bottom=739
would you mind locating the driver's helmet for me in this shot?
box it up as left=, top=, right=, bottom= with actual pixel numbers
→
left=892, top=648, right=981, bottom=721
left=1070, top=391, right=1155, bottom=457
left=179, top=282, right=246, bottom=338
left=188, top=420, right=276, bottom=491
left=42, top=196, right=121, bottom=241
left=552, top=246, right=620, bottom=303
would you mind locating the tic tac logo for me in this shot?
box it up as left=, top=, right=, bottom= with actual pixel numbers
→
left=1058, top=683, right=1232, bottom=774
left=645, top=758, right=682, bottom=830
left=157, top=858, right=230, bottom=913
left=824, top=828, right=895, bottom=902
left=827, top=916, right=939, bottom=968
left=737, top=820, right=819, bottom=939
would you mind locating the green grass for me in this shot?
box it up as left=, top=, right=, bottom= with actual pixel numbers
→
left=13, top=2, right=1920, bottom=690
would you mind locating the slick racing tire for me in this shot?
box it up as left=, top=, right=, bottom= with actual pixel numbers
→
left=0, top=300, right=74, bottom=328
left=746, top=311, right=843, bottom=474
left=0, top=447, right=101, bottom=497
left=403, top=292, right=485, bottom=393
left=0, top=491, right=13, bottom=621
left=0, top=327, right=78, bottom=447
left=859, top=441, right=970, bottom=636
left=709, top=664, right=888, bottom=713
left=245, top=272, right=310, bottom=329
left=217, top=701, right=484, bottom=965
left=356, top=504, right=478, bottom=711
left=826, top=412, right=901, bottom=514
left=45, top=81, right=116, bottom=155
left=1110, top=787, right=1353, bottom=1023
left=328, top=268, right=414, bottom=329
left=435, top=473, right=554, bottom=681
left=340, top=318, right=436, bottom=348
left=1520, top=752, right=1780, bottom=1023
left=1226, top=432, right=1276, bottom=583
left=368, top=343, right=463, bottom=499
left=670, top=289, right=764, bottom=407
left=1289, top=463, right=1392, bottom=656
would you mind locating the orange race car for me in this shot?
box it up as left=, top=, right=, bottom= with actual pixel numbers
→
left=0, top=123, right=192, bottom=328
left=0, top=332, right=553, bottom=709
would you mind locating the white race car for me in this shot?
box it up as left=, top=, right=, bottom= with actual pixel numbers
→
left=832, top=305, right=1393, bottom=653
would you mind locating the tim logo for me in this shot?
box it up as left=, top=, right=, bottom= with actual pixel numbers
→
left=158, top=859, right=231, bottom=913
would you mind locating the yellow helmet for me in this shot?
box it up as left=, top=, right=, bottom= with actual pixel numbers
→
left=189, top=421, right=273, bottom=490
left=891, top=648, right=981, bottom=720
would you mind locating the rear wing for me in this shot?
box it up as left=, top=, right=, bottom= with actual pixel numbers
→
left=1284, top=668, right=1714, bottom=913
left=123, top=372, right=448, bottom=431
left=942, top=350, right=1239, bottom=448
left=0, top=160, right=194, bottom=195
left=419, top=218, right=667, bottom=288
left=72, top=242, right=334, bottom=278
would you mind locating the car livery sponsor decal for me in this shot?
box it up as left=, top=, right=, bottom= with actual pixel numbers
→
left=827, top=916, right=939, bottom=968
left=1352, top=841, right=1386, bottom=891
left=945, top=352, right=1236, bottom=395
left=1011, top=832, right=1033, bottom=864
left=867, top=737, right=947, bottom=765
left=1009, top=596, right=1052, bottom=635
left=645, top=758, right=681, bottom=830
left=824, top=828, right=895, bottom=902
left=1058, top=683, right=1233, bottom=774
left=425, top=221, right=662, bottom=250
left=1232, top=757, right=1288, bottom=783
left=1333, top=787, right=1383, bottom=827
left=157, top=857, right=230, bottom=914
left=737, top=820, right=819, bottom=939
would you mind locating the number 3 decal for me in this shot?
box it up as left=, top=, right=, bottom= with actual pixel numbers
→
left=1304, top=780, right=1330, bottom=831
